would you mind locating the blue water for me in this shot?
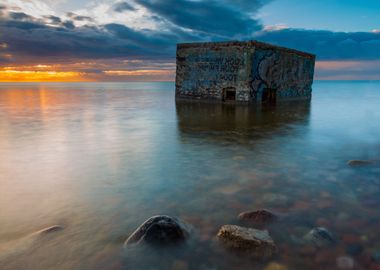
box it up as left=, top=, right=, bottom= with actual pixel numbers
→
left=0, top=81, right=380, bottom=270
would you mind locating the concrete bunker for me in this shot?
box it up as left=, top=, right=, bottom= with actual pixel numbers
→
left=175, top=40, right=316, bottom=104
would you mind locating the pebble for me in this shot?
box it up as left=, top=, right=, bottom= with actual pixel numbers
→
left=345, top=243, right=363, bottom=256
left=172, top=260, right=188, bottom=270
left=303, top=227, right=334, bottom=248
left=336, top=256, right=355, bottom=269
left=263, top=262, right=288, bottom=270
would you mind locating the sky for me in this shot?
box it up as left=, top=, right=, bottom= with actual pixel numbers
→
left=0, top=0, right=379, bottom=82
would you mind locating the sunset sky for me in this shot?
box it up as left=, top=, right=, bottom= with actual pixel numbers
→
left=1, top=0, right=380, bottom=82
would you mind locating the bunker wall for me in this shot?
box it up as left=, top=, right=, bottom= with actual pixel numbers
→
left=251, top=47, right=315, bottom=102
left=176, top=44, right=253, bottom=102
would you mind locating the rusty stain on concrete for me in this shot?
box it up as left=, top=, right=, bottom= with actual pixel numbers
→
left=175, top=40, right=316, bottom=104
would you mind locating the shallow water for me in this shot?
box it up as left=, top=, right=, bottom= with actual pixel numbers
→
left=0, top=81, right=380, bottom=270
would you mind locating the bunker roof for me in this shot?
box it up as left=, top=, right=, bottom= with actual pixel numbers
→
left=177, top=40, right=315, bottom=59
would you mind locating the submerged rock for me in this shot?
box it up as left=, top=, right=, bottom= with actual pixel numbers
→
left=303, top=227, right=334, bottom=248
left=33, top=225, right=64, bottom=236
left=124, top=215, right=190, bottom=247
left=0, top=225, right=64, bottom=262
left=238, top=209, right=278, bottom=225
left=216, top=225, right=276, bottom=259
left=347, top=160, right=376, bottom=167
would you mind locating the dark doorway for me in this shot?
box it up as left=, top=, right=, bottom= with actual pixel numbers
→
left=262, top=88, right=277, bottom=104
left=223, top=87, right=236, bottom=102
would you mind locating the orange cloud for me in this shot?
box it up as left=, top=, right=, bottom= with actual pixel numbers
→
left=0, top=70, right=89, bottom=82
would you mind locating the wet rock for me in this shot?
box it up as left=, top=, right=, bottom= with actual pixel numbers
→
left=336, top=256, right=355, bottom=269
left=263, top=262, right=288, bottom=270
left=303, top=227, right=334, bottom=248
left=124, top=215, right=190, bottom=247
left=216, top=225, right=276, bottom=259
left=238, top=209, right=278, bottom=225
left=347, top=160, right=376, bottom=167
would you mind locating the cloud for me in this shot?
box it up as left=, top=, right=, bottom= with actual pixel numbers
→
left=66, top=12, right=94, bottom=22
left=1, top=0, right=380, bottom=81
left=257, top=29, right=380, bottom=60
left=113, top=2, right=136, bottom=12
left=135, top=0, right=263, bottom=37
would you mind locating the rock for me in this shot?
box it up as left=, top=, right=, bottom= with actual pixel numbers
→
left=124, top=215, right=190, bottom=247
left=0, top=225, right=64, bottom=262
left=216, top=225, right=276, bottom=259
left=336, top=256, right=355, bottom=269
left=238, top=209, right=278, bottom=225
left=263, top=262, right=288, bottom=270
left=303, top=227, right=334, bottom=248
left=347, top=160, right=376, bottom=167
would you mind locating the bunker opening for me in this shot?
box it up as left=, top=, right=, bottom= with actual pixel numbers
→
left=223, top=87, right=236, bottom=102
left=262, top=88, right=277, bottom=104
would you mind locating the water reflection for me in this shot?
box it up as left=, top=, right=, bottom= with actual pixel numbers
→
left=176, top=100, right=311, bottom=143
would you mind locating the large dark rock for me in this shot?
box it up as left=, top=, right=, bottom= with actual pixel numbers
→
left=124, top=215, right=190, bottom=247
left=217, top=225, right=276, bottom=259
left=238, top=209, right=278, bottom=225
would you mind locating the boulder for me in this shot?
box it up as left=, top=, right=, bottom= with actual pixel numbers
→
left=124, top=215, right=190, bottom=247
left=238, top=209, right=278, bottom=225
left=216, top=225, right=276, bottom=259
left=303, top=227, right=334, bottom=248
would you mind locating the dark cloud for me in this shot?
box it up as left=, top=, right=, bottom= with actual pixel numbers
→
left=66, top=12, right=94, bottom=22
left=61, top=20, right=75, bottom=29
left=258, top=29, right=380, bottom=60
left=44, top=15, right=62, bottom=24
left=135, top=0, right=263, bottom=37
left=113, top=2, right=136, bottom=12
left=9, top=12, right=33, bottom=21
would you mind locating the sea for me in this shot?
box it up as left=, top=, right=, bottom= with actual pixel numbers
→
left=1, top=81, right=380, bottom=270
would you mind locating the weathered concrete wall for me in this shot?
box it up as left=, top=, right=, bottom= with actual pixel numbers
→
left=176, top=41, right=315, bottom=104
left=251, top=47, right=315, bottom=102
left=176, top=43, right=253, bottom=102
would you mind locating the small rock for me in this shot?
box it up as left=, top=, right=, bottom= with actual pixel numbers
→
left=124, top=215, right=190, bottom=247
left=238, top=209, right=278, bottom=225
left=347, top=160, right=376, bottom=167
left=217, top=225, right=276, bottom=259
left=336, top=256, right=355, bottom=269
left=303, top=227, right=334, bottom=248
left=263, top=262, right=288, bottom=270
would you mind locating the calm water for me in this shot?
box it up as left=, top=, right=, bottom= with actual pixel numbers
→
left=1, top=81, right=380, bottom=270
